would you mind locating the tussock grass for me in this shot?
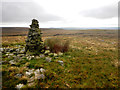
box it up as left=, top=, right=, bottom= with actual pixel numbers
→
left=44, top=38, right=70, bottom=53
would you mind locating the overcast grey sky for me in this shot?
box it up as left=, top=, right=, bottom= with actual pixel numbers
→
left=0, top=0, right=119, bottom=27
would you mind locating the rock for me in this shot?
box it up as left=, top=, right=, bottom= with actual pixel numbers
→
left=14, top=56, right=21, bottom=61
left=28, top=69, right=34, bottom=74
left=14, top=74, right=23, bottom=78
left=9, top=48, right=14, bottom=53
left=6, top=48, right=10, bottom=52
left=16, top=83, right=24, bottom=89
left=26, top=56, right=31, bottom=60
left=53, top=53, right=58, bottom=57
left=27, top=77, right=34, bottom=83
left=9, top=60, right=16, bottom=65
left=9, top=53, right=14, bottom=56
left=34, top=69, right=40, bottom=75
left=5, top=54, right=9, bottom=56
left=27, top=82, right=35, bottom=87
left=40, top=68, right=45, bottom=73
left=35, top=56, right=40, bottom=59
left=0, top=48, right=3, bottom=52
left=0, top=61, right=8, bottom=64
left=45, top=57, right=51, bottom=62
left=20, top=48, right=25, bottom=53
left=35, top=74, right=45, bottom=80
left=39, top=54, right=45, bottom=58
left=67, top=56, right=71, bottom=58
left=15, top=45, right=21, bottom=47
left=101, top=40, right=104, bottom=42
left=58, top=60, right=64, bottom=66
left=44, top=50, right=50, bottom=54
left=25, top=71, right=32, bottom=77
left=58, top=52, right=63, bottom=56
left=31, top=56, right=35, bottom=59
left=16, top=48, right=20, bottom=52
left=17, top=54, right=24, bottom=57
left=48, top=53, right=54, bottom=57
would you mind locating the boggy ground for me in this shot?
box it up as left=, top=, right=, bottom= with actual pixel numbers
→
left=1, top=29, right=119, bottom=88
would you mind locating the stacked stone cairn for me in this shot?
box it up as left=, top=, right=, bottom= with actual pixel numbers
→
left=25, top=19, right=44, bottom=55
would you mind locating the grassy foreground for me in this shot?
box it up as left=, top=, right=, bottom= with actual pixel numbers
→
left=2, top=30, right=118, bottom=88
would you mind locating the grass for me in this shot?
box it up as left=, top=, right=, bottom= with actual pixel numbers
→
left=2, top=30, right=118, bottom=88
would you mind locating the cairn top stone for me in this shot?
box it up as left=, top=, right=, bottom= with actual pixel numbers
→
left=30, top=19, right=39, bottom=28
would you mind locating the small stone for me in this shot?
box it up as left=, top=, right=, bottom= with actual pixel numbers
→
left=27, top=82, right=35, bottom=87
left=53, top=53, right=57, bottom=57
left=16, top=48, right=20, bottom=52
left=9, top=48, right=14, bottom=52
left=20, top=48, right=25, bottom=53
left=14, top=74, right=23, bottom=78
left=31, top=56, right=35, bottom=59
left=27, top=77, right=34, bottom=83
left=39, top=54, right=45, bottom=58
left=34, top=69, right=40, bottom=74
left=35, top=56, right=40, bottom=59
left=16, top=83, right=24, bottom=89
left=9, top=60, right=16, bottom=65
left=14, top=56, right=21, bottom=61
left=26, top=56, right=32, bottom=60
left=28, top=69, right=34, bottom=73
left=25, top=71, right=32, bottom=77
left=67, top=56, right=71, bottom=58
left=44, top=50, right=50, bottom=54
left=0, top=61, right=8, bottom=64
left=0, top=48, right=3, bottom=52
left=6, top=54, right=9, bottom=56
left=40, top=68, right=45, bottom=73
left=48, top=53, right=54, bottom=56
left=35, top=74, right=45, bottom=80
left=58, top=60, right=64, bottom=66
left=45, top=57, right=51, bottom=62
left=9, top=53, right=14, bottom=56
left=58, top=52, right=63, bottom=56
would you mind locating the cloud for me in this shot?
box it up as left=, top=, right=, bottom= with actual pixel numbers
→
left=1, top=2, right=62, bottom=24
left=80, top=4, right=118, bottom=19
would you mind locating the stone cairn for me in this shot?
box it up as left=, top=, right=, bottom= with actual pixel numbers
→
left=25, top=19, right=44, bottom=55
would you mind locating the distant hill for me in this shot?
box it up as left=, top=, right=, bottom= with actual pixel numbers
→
left=1, top=27, right=117, bottom=37
left=61, top=27, right=118, bottom=30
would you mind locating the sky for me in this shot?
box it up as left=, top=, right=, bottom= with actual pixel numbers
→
left=0, top=0, right=119, bottom=28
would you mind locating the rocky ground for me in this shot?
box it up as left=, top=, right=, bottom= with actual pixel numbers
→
left=1, top=30, right=119, bottom=88
left=1, top=44, right=66, bottom=88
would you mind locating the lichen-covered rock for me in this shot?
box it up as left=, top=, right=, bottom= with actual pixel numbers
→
left=25, top=19, right=44, bottom=54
